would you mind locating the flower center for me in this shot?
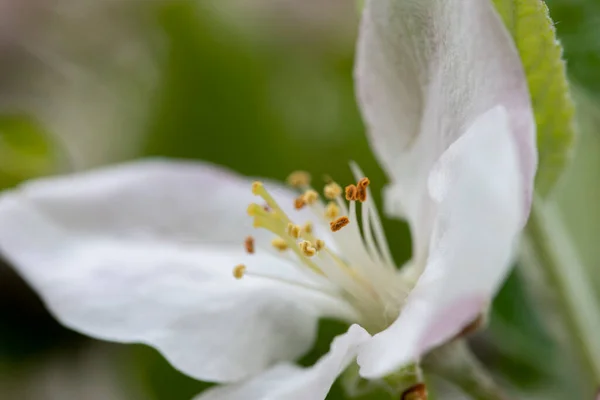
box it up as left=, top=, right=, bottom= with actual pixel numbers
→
left=234, top=165, right=414, bottom=333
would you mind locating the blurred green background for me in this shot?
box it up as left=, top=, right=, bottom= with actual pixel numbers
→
left=0, top=0, right=598, bottom=399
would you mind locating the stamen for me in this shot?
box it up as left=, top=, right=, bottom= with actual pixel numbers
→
left=315, top=239, right=325, bottom=251
left=287, top=171, right=311, bottom=188
left=233, top=264, right=246, bottom=279
left=330, top=216, right=350, bottom=232
left=324, top=182, right=342, bottom=199
left=286, top=223, right=301, bottom=239
left=271, top=237, right=289, bottom=251
left=345, top=184, right=358, bottom=201
left=325, top=202, right=340, bottom=220
left=303, top=189, right=319, bottom=205
left=294, top=196, right=306, bottom=210
left=244, top=236, right=255, bottom=254
left=302, top=222, right=313, bottom=234
left=251, top=181, right=263, bottom=195
left=299, top=240, right=316, bottom=257
left=356, top=177, right=370, bottom=202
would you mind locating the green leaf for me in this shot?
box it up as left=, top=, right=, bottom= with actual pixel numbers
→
left=492, top=0, right=576, bottom=197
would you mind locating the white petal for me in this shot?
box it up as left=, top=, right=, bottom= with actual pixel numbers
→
left=195, top=325, right=371, bottom=400
left=0, top=160, right=348, bottom=382
left=358, top=107, right=523, bottom=378
left=355, top=0, right=536, bottom=259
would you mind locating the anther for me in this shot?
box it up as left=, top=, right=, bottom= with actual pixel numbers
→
left=233, top=264, right=246, bottom=279
left=330, top=216, right=350, bottom=232
left=324, top=182, right=342, bottom=199
left=303, top=189, right=319, bottom=205
left=325, top=202, right=340, bottom=220
left=302, top=222, right=313, bottom=234
left=299, top=240, right=316, bottom=257
left=315, top=239, right=325, bottom=251
left=286, top=223, right=301, bottom=239
left=401, top=383, right=427, bottom=400
left=356, top=177, right=370, bottom=202
left=294, top=196, right=306, bottom=210
left=287, top=171, right=311, bottom=188
left=271, top=237, right=289, bottom=251
left=345, top=184, right=357, bottom=201
left=244, top=236, right=255, bottom=254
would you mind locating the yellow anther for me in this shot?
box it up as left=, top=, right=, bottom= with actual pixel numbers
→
left=315, top=239, right=325, bottom=251
left=358, top=177, right=370, bottom=188
left=299, top=240, right=316, bottom=257
left=324, top=182, right=342, bottom=199
left=330, top=216, right=350, bottom=232
left=294, top=196, right=306, bottom=210
left=325, top=202, right=340, bottom=220
left=244, top=236, right=255, bottom=254
left=287, top=171, right=311, bottom=188
left=251, top=181, right=264, bottom=195
left=271, top=237, right=289, bottom=251
left=345, top=184, right=358, bottom=201
left=303, top=190, right=319, bottom=205
left=302, top=222, right=313, bottom=234
left=356, top=177, right=370, bottom=202
left=233, top=264, right=246, bottom=279
left=286, top=223, right=301, bottom=239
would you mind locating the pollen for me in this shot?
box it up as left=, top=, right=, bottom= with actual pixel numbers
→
left=287, top=171, right=311, bottom=188
left=299, top=240, right=316, bottom=257
left=271, top=237, right=289, bottom=251
left=315, top=239, right=325, bottom=251
left=303, top=190, right=319, bottom=205
left=330, top=216, right=350, bottom=232
left=233, top=264, right=246, bottom=279
left=286, top=223, right=301, bottom=239
left=294, top=196, right=306, bottom=210
left=302, top=222, right=313, bottom=234
left=244, top=236, right=255, bottom=254
left=345, top=184, right=357, bottom=201
left=356, top=177, right=370, bottom=202
left=324, top=182, right=342, bottom=199
left=325, top=202, right=340, bottom=220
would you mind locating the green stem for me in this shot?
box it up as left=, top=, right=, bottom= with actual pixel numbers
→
left=525, top=197, right=600, bottom=385
left=424, top=341, right=509, bottom=400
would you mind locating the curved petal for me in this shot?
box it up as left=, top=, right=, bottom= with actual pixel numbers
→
left=195, top=325, right=371, bottom=400
left=358, top=107, right=524, bottom=377
left=0, top=160, right=349, bottom=383
left=355, top=0, right=536, bottom=260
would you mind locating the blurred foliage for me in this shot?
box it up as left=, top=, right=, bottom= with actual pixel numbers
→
left=492, top=0, right=575, bottom=197
left=0, top=115, right=56, bottom=188
left=546, top=0, right=600, bottom=99
left=0, top=0, right=599, bottom=399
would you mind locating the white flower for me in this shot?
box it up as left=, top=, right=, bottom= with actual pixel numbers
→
left=0, top=0, right=537, bottom=398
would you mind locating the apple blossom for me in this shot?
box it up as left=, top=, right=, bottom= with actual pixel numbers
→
left=0, top=0, right=536, bottom=398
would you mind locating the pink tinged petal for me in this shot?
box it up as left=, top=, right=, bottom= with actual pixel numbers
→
left=358, top=106, right=524, bottom=378
left=355, top=0, right=536, bottom=259
left=194, top=325, right=371, bottom=400
left=0, top=160, right=349, bottom=383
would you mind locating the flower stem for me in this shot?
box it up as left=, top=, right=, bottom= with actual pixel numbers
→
left=525, top=197, right=600, bottom=385
left=424, top=340, right=509, bottom=400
